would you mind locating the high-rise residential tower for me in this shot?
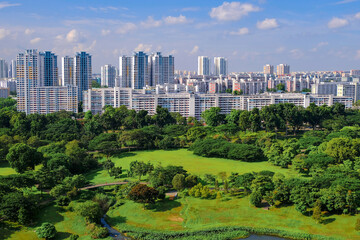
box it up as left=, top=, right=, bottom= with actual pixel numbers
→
left=149, top=52, right=174, bottom=85
left=263, top=64, right=274, bottom=75
left=62, top=56, right=74, bottom=86
left=119, top=56, right=132, bottom=88
left=40, top=51, right=58, bottom=86
left=277, top=64, right=290, bottom=75
left=132, top=51, right=149, bottom=89
left=9, top=60, right=16, bottom=78
left=214, top=57, right=228, bottom=76
left=74, top=52, right=92, bottom=102
left=101, top=64, right=116, bottom=87
left=0, top=59, right=8, bottom=79
left=198, top=56, right=210, bottom=76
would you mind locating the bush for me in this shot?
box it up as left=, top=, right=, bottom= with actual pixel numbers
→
left=36, top=222, right=57, bottom=240
left=87, top=223, right=108, bottom=239
left=56, top=195, right=70, bottom=206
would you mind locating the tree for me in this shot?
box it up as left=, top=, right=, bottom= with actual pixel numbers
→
left=276, top=83, right=285, bottom=91
left=201, top=107, right=225, bottom=127
left=249, top=108, right=261, bottom=132
left=239, top=111, right=251, bottom=131
left=186, top=127, right=207, bottom=142
left=172, top=174, right=186, bottom=191
left=129, top=161, right=154, bottom=180
left=6, top=143, right=43, bottom=173
left=75, top=201, right=102, bottom=223
left=250, top=191, right=263, bottom=207
left=218, top=172, right=227, bottom=183
left=128, top=184, right=159, bottom=205
left=36, top=222, right=57, bottom=240
left=153, top=106, right=176, bottom=127
left=312, top=199, right=323, bottom=223
left=185, top=175, right=198, bottom=188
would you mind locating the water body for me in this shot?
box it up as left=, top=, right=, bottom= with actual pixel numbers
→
left=101, top=217, right=286, bottom=240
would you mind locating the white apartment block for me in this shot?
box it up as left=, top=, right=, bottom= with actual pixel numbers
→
left=312, top=82, right=360, bottom=102
left=0, top=59, right=8, bottom=79
left=62, top=56, right=74, bottom=86
left=0, top=79, right=16, bottom=92
left=214, top=57, right=228, bottom=76
left=101, top=64, right=116, bottom=87
left=198, top=56, right=210, bottom=76
left=83, top=88, right=353, bottom=119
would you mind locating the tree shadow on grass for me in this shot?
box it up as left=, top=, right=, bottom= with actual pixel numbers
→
left=322, top=218, right=336, bottom=225
left=0, top=222, right=21, bottom=240
left=107, top=216, right=127, bottom=224
left=112, top=152, right=137, bottom=159
left=56, top=231, right=71, bottom=240
left=35, top=204, right=65, bottom=227
left=149, top=200, right=181, bottom=212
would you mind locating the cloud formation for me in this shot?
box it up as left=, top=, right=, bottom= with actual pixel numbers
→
left=210, top=2, right=260, bottom=21
left=0, top=1, right=20, bottom=9
left=328, top=17, right=349, bottom=28
left=257, top=18, right=279, bottom=29
left=141, top=15, right=190, bottom=28
left=0, top=28, right=10, bottom=39
left=30, top=37, right=41, bottom=44
left=230, top=27, right=249, bottom=35
left=66, top=29, right=81, bottom=42
left=190, top=45, right=199, bottom=55
left=117, top=23, right=137, bottom=34
left=134, top=43, right=152, bottom=52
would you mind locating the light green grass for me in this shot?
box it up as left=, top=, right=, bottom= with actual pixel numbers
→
left=4, top=202, right=107, bottom=240
left=86, top=149, right=301, bottom=185
left=0, top=162, right=16, bottom=176
left=107, top=196, right=360, bottom=240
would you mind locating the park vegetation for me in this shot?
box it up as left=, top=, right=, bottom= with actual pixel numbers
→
left=2, top=96, right=360, bottom=239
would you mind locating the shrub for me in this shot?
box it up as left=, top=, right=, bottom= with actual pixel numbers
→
left=36, top=222, right=57, bottom=240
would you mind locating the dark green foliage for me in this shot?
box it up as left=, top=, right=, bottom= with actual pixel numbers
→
left=149, top=165, right=187, bottom=188
left=128, top=184, right=159, bottom=204
left=6, top=143, right=43, bottom=173
left=75, top=201, right=103, bottom=223
left=190, top=138, right=265, bottom=162
left=201, top=107, right=225, bottom=127
left=36, top=222, right=57, bottom=240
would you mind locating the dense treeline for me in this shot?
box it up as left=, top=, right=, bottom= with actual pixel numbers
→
left=2, top=95, right=360, bottom=237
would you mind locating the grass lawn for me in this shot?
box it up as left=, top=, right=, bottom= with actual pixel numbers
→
left=85, top=149, right=301, bottom=185
left=3, top=202, right=108, bottom=240
left=0, top=162, right=16, bottom=176
left=107, top=196, right=360, bottom=240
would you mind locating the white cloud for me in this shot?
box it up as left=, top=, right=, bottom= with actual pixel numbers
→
left=276, top=47, right=286, bottom=53
left=356, top=50, right=360, bottom=59
left=355, top=12, right=360, bottom=19
left=0, top=2, right=21, bottom=9
left=290, top=49, right=304, bottom=59
left=117, top=22, right=137, bottom=34
left=89, top=6, right=118, bottom=12
left=169, top=49, right=178, bottom=55
left=229, top=27, right=249, bottom=35
left=30, top=37, right=41, bottom=44
left=164, top=15, right=190, bottom=25
left=66, top=29, right=81, bottom=42
left=73, top=40, right=97, bottom=53
left=210, top=2, right=260, bottom=21
left=257, top=18, right=279, bottom=30
left=328, top=17, right=349, bottom=29
left=190, top=45, right=199, bottom=55
left=0, top=28, right=10, bottom=39
left=134, top=43, right=152, bottom=52
left=101, top=29, right=111, bottom=36
left=25, top=28, right=34, bottom=35
left=141, top=16, right=162, bottom=28
left=311, top=42, right=329, bottom=52
left=334, top=0, right=358, bottom=4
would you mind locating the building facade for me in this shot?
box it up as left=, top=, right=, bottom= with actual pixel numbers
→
left=0, top=59, right=8, bottom=79
left=277, top=64, right=290, bottom=75
left=264, top=64, right=274, bottom=75
left=83, top=88, right=353, bottom=119
left=214, top=57, right=228, bottom=76
left=101, top=64, right=116, bottom=87
left=198, top=56, right=210, bottom=76
left=62, top=56, right=74, bottom=86
left=74, top=52, right=92, bottom=102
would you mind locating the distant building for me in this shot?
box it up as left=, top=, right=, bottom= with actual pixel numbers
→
left=101, top=64, right=116, bottom=87
left=198, top=56, right=210, bottom=75
left=264, top=64, right=274, bottom=75
left=74, top=52, right=92, bottom=102
left=214, top=57, right=227, bottom=76
left=351, top=70, right=360, bottom=76
left=149, top=52, right=174, bottom=85
left=0, top=88, right=9, bottom=98
left=62, top=56, right=74, bottom=86
left=277, top=64, right=290, bottom=75
left=0, top=59, right=8, bottom=79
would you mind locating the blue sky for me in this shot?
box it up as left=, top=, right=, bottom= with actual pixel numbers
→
left=0, top=0, right=360, bottom=72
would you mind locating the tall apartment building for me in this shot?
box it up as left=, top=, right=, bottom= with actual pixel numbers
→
left=351, top=70, right=360, bottom=76
left=119, top=56, right=132, bottom=88
left=41, top=51, right=58, bottom=86
left=277, top=64, right=290, bottom=75
left=9, top=60, right=16, bottom=78
left=263, top=64, right=274, bottom=75
left=0, top=88, right=9, bottom=98
left=101, top=64, right=116, bottom=87
left=62, top=56, right=74, bottom=86
left=132, top=51, right=149, bottom=89
left=17, top=49, right=78, bottom=114
left=74, top=52, right=92, bottom=102
left=149, top=52, right=174, bottom=85
left=0, top=59, right=8, bottom=79
left=214, top=57, right=228, bottom=76
left=198, top=56, right=210, bottom=76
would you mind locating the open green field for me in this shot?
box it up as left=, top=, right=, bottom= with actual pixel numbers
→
left=107, top=196, right=360, bottom=240
left=86, top=149, right=301, bottom=185
left=2, top=202, right=109, bottom=240
left=0, top=162, right=16, bottom=176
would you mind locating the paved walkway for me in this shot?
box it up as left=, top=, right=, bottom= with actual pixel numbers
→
left=79, top=181, right=148, bottom=190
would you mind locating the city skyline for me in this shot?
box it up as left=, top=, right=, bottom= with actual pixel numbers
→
left=0, top=0, right=360, bottom=72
